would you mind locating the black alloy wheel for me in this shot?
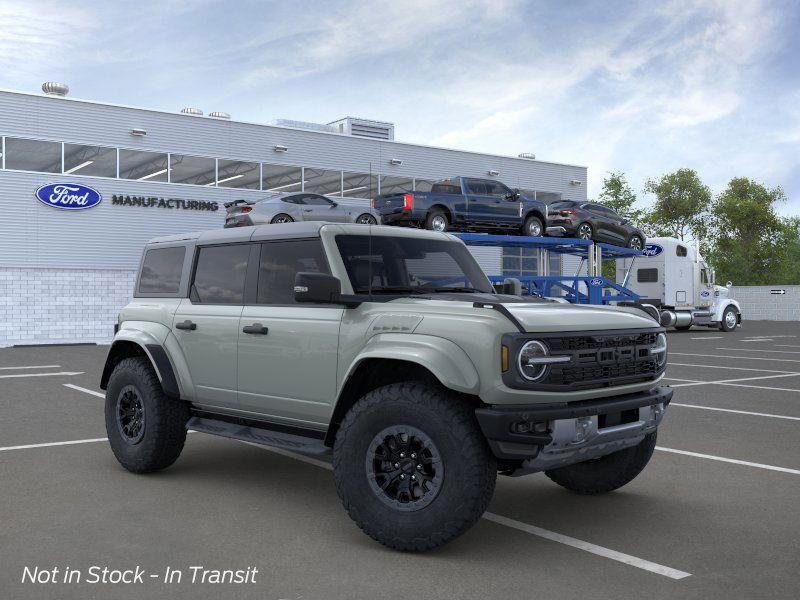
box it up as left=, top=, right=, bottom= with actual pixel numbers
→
left=577, top=223, right=593, bottom=240
left=116, top=385, right=146, bottom=445
left=366, top=425, right=444, bottom=511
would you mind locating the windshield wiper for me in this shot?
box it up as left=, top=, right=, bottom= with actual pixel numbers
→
left=428, top=286, right=488, bottom=293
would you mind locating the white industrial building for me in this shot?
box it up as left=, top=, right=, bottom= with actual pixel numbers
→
left=0, top=84, right=587, bottom=346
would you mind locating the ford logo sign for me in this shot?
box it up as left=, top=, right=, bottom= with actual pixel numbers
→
left=642, top=244, right=663, bottom=257
left=700, top=290, right=710, bottom=297
left=35, top=183, right=102, bottom=210
left=588, top=277, right=604, bottom=287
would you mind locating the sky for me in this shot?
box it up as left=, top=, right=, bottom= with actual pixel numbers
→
left=1, top=0, right=799, bottom=213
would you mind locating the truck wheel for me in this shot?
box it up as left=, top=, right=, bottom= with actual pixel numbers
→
left=545, top=432, right=656, bottom=494
left=425, top=209, right=449, bottom=232
left=333, top=382, right=497, bottom=551
left=675, top=325, right=692, bottom=331
left=719, top=306, right=738, bottom=332
left=105, top=357, right=189, bottom=474
left=522, top=215, right=544, bottom=237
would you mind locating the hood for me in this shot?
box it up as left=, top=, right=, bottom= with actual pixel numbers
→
left=384, top=295, right=658, bottom=332
left=503, top=302, right=657, bottom=332
left=714, top=285, right=730, bottom=298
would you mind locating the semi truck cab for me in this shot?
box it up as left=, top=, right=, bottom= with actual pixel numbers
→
left=616, top=236, right=742, bottom=332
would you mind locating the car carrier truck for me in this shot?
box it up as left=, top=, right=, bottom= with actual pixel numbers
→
left=615, top=236, right=742, bottom=332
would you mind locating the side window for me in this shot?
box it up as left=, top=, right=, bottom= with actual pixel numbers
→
left=138, top=246, right=186, bottom=295
left=465, top=179, right=488, bottom=195
left=192, top=245, right=250, bottom=304
left=637, top=268, right=659, bottom=283
left=303, top=194, right=334, bottom=206
left=484, top=181, right=512, bottom=197
left=430, top=183, right=460, bottom=194
left=283, top=195, right=304, bottom=205
left=676, top=245, right=688, bottom=257
left=257, top=240, right=329, bottom=304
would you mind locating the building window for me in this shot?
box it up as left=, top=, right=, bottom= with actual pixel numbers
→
left=378, top=175, right=413, bottom=196
left=533, top=191, right=561, bottom=203
left=217, top=159, right=260, bottom=189
left=119, top=149, right=169, bottom=182
left=262, top=164, right=302, bottom=193
left=4, top=137, right=61, bottom=173
left=170, top=154, right=216, bottom=186
left=342, top=171, right=378, bottom=199
left=63, top=144, right=117, bottom=177
left=304, top=168, right=342, bottom=196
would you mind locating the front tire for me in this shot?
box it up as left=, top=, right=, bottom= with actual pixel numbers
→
left=522, top=215, right=544, bottom=237
left=105, top=357, right=189, bottom=474
left=333, top=382, right=496, bottom=551
left=719, top=306, right=739, bottom=332
left=545, top=432, right=657, bottom=494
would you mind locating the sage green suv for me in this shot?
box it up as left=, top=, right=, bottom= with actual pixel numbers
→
left=102, top=222, right=672, bottom=551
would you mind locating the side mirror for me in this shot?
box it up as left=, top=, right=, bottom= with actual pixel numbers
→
left=494, top=277, right=522, bottom=295
left=329, top=201, right=338, bottom=208
left=294, top=272, right=342, bottom=304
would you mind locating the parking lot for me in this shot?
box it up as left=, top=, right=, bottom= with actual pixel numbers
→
left=1, top=320, right=799, bottom=600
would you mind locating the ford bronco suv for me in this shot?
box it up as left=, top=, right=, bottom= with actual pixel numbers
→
left=102, top=223, right=671, bottom=551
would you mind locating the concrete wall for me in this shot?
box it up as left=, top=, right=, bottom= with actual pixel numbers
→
left=730, top=286, right=800, bottom=322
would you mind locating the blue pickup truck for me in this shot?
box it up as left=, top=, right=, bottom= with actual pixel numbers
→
left=371, top=177, right=549, bottom=236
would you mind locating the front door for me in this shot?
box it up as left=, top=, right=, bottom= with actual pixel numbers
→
left=237, top=239, right=343, bottom=425
left=172, top=243, right=252, bottom=410
left=464, top=179, right=504, bottom=226
left=298, top=194, right=347, bottom=222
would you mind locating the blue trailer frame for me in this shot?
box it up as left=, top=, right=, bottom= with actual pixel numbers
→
left=454, top=233, right=642, bottom=305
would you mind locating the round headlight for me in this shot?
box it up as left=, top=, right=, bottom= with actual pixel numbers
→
left=518, top=340, right=550, bottom=381
left=653, top=333, right=667, bottom=366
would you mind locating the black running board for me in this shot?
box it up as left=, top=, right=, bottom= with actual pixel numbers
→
left=187, top=416, right=331, bottom=455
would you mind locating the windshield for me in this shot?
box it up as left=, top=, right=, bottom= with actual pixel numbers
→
left=335, top=235, right=494, bottom=294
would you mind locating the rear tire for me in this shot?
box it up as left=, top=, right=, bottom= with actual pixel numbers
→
left=545, top=432, right=657, bottom=494
left=522, top=215, right=544, bottom=237
left=719, top=306, right=739, bottom=332
left=355, top=213, right=377, bottom=225
left=425, top=209, right=449, bottom=232
left=105, top=357, right=189, bottom=474
left=270, top=213, right=294, bottom=224
left=628, top=235, right=644, bottom=251
left=333, top=382, right=496, bottom=551
left=675, top=324, right=692, bottom=331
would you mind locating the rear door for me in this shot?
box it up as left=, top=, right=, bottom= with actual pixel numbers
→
left=584, top=204, right=616, bottom=241
left=237, top=238, right=343, bottom=425
left=172, top=243, right=252, bottom=409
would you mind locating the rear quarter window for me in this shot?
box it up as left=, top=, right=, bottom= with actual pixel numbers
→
left=137, top=246, right=186, bottom=295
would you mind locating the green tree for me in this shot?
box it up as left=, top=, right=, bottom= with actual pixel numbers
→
left=706, top=178, right=788, bottom=285
left=597, top=171, right=643, bottom=225
left=642, top=168, right=711, bottom=241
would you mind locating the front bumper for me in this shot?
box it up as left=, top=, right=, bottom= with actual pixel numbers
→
left=475, top=386, right=672, bottom=473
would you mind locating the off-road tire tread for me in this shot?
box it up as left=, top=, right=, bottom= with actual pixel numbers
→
left=544, top=432, right=657, bottom=494
left=105, top=357, right=188, bottom=474
left=333, top=382, right=496, bottom=551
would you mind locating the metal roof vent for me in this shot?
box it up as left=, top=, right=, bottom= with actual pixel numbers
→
left=180, top=107, right=203, bottom=116
left=328, top=117, right=395, bottom=141
left=42, top=82, right=69, bottom=96
left=209, top=111, right=230, bottom=119
left=518, top=152, right=536, bottom=160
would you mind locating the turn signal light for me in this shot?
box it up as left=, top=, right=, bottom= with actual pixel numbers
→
left=402, top=193, right=414, bottom=211
left=241, top=207, right=252, bottom=213
left=501, top=345, right=509, bottom=372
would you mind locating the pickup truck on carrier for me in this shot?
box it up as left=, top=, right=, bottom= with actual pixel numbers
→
left=372, top=176, right=549, bottom=236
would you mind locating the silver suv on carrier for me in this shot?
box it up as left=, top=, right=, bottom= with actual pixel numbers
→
left=102, top=222, right=672, bottom=551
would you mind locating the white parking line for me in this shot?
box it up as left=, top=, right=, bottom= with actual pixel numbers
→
left=0, top=365, right=61, bottom=370
left=716, top=348, right=800, bottom=355
left=671, top=352, right=800, bottom=364
left=656, top=447, right=800, bottom=475
left=740, top=339, right=773, bottom=342
left=666, top=373, right=800, bottom=388
left=668, top=362, right=797, bottom=374
left=776, top=345, right=800, bottom=349
left=0, top=437, right=108, bottom=452
left=482, top=513, right=691, bottom=580
left=717, top=382, right=800, bottom=394
left=689, top=336, right=723, bottom=340
left=671, top=403, right=800, bottom=421
left=63, top=383, right=105, bottom=398
left=246, top=442, right=691, bottom=580
left=0, top=371, right=84, bottom=379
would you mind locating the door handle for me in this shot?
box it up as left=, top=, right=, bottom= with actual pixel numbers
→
left=175, top=320, right=196, bottom=331
left=242, top=323, right=269, bottom=335
left=303, top=209, right=313, bottom=212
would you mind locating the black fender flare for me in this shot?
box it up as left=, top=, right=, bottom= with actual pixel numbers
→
left=100, top=340, right=181, bottom=400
